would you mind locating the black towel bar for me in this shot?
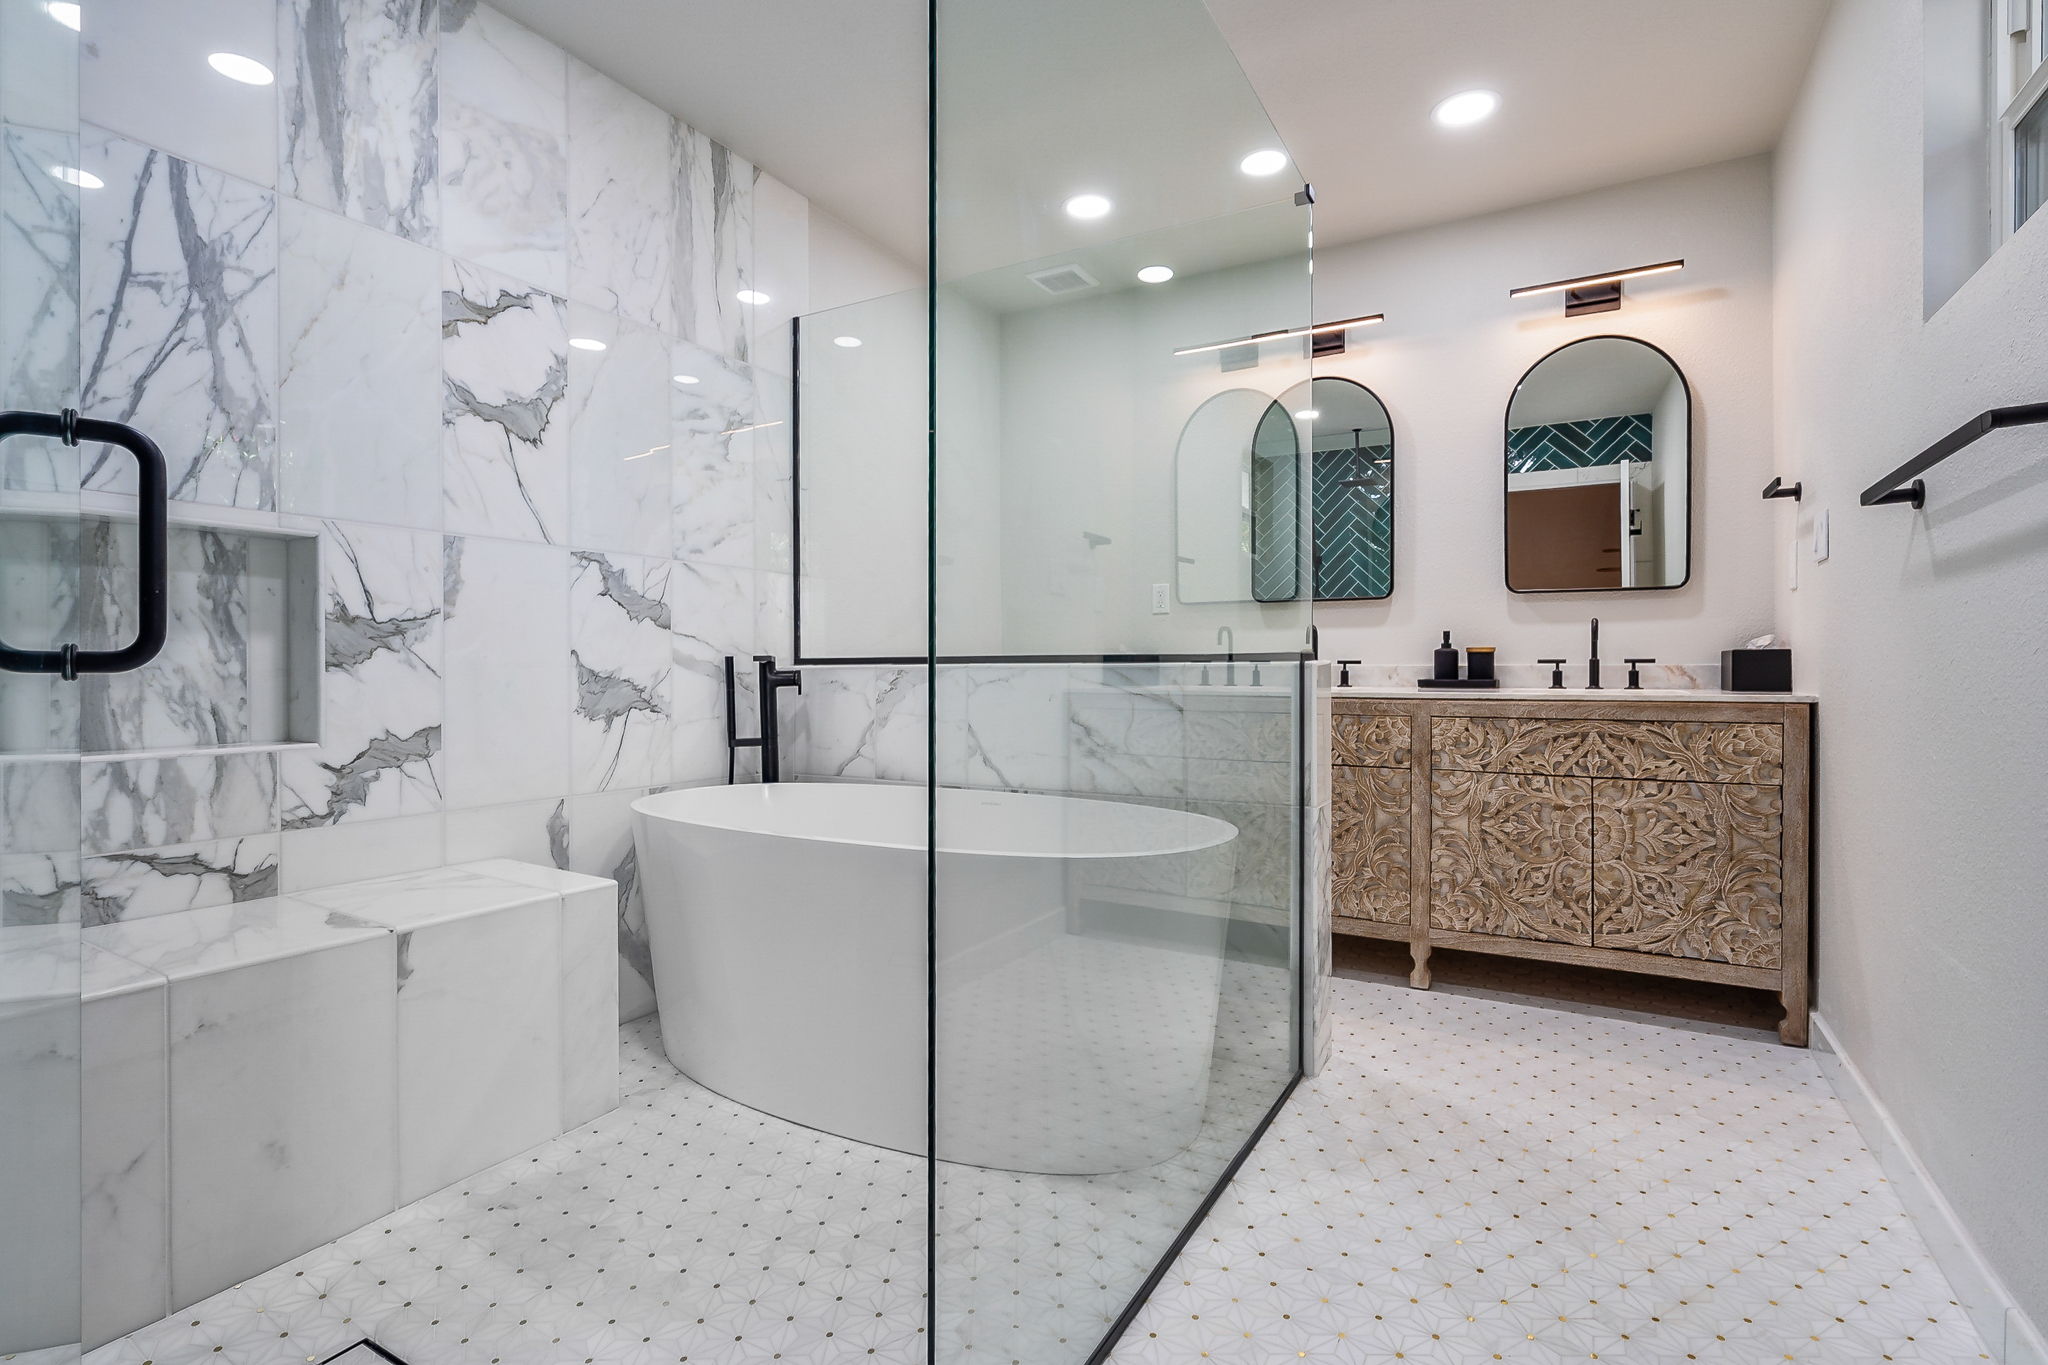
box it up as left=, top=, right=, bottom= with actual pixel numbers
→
left=1762, top=477, right=1802, bottom=501
left=1861, top=402, right=2048, bottom=509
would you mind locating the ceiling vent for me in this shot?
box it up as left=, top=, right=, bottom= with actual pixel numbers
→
left=1026, top=263, right=1099, bottom=295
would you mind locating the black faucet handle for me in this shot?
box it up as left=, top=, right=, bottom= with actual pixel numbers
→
left=1336, top=658, right=1362, bottom=688
left=1538, top=658, right=1568, bottom=690
left=1624, top=657, right=1657, bottom=690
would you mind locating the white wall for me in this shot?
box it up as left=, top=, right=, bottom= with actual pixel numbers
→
left=1310, top=156, right=1779, bottom=674
left=1774, top=0, right=2048, bottom=1349
left=991, top=252, right=1314, bottom=656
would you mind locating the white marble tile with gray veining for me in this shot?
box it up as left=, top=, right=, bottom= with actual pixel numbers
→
left=438, top=0, right=566, bottom=292
left=564, top=304, right=671, bottom=556
left=1, top=852, right=80, bottom=927
left=78, top=523, right=260, bottom=753
left=280, top=0, right=439, bottom=244
left=0, top=518, right=81, bottom=754
left=935, top=666, right=1073, bottom=794
left=78, top=129, right=279, bottom=510
left=279, top=519, right=443, bottom=827
left=566, top=59, right=675, bottom=332
left=443, top=259, right=567, bottom=542
left=1, top=125, right=81, bottom=489
left=793, top=665, right=929, bottom=785
left=676, top=129, right=755, bottom=360
left=676, top=127, right=754, bottom=361
left=668, top=558, right=757, bottom=785
left=751, top=368, right=794, bottom=574
left=279, top=199, right=443, bottom=526
left=565, top=786, right=653, bottom=1021
left=2, top=756, right=80, bottom=860
left=81, top=832, right=281, bottom=926
left=81, top=752, right=278, bottom=856
left=670, top=336, right=756, bottom=567
left=570, top=550, right=671, bottom=793
left=444, top=796, right=568, bottom=869
left=441, top=535, right=567, bottom=807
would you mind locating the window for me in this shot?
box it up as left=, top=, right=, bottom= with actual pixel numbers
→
left=1997, top=0, right=2048, bottom=230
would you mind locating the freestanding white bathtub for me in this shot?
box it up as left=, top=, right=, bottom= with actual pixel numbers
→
left=631, top=782, right=1239, bottom=1174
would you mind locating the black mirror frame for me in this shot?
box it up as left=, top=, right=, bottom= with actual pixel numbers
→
left=1502, top=333, right=1692, bottom=595
left=1298, top=376, right=1396, bottom=603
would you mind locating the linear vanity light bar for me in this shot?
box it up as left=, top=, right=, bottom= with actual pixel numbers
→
left=1508, top=260, right=1685, bottom=299
left=1172, top=313, right=1383, bottom=357
left=1511, top=260, right=1684, bottom=315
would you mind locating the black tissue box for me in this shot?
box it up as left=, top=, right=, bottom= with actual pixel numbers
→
left=1721, top=648, right=1793, bottom=693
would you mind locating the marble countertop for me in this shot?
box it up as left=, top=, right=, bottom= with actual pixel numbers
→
left=1333, top=686, right=1818, bottom=703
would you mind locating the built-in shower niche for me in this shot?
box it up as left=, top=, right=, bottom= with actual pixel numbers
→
left=0, top=506, right=322, bottom=755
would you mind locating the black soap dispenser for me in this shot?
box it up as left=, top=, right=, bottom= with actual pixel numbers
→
left=1433, top=631, right=1460, bottom=681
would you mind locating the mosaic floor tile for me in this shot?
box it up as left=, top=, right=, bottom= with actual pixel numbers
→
left=81, top=968, right=1991, bottom=1365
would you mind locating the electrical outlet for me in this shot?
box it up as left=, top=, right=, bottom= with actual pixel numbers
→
left=1151, top=583, right=1171, bottom=615
left=1813, top=508, right=1830, bottom=562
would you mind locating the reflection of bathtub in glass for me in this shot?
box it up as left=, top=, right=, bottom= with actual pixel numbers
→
left=632, top=782, right=1238, bottom=1174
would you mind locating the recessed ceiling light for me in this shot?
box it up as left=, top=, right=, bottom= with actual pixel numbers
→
left=207, top=51, right=275, bottom=85
left=48, top=165, right=102, bottom=189
left=1294, top=408, right=1320, bottom=420
left=45, top=2, right=80, bottom=31
left=1136, top=265, right=1175, bottom=284
left=832, top=335, right=862, bottom=348
left=735, top=289, right=770, bottom=305
left=1432, top=89, right=1499, bottom=128
left=672, top=374, right=700, bottom=385
left=569, top=337, right=607, bottom=352
left=1063, top=193, right=1112, bottom=220
left=1239, top=149, right=1287, bottom=177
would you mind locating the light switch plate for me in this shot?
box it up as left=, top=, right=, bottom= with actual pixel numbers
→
left=1813, top=508, right=1830, bottom=562
left=1151, top=583, right=1171, bottom=615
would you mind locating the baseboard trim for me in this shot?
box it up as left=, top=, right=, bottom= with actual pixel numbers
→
left=1810, top=1012, right=2046, bottom=1365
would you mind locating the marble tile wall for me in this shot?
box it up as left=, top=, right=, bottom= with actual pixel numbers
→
left=14, top=1, right=811, bottom=1019
left=74, top=862, right=618, bottom=1343
left=792, top=661, right=1308, bottom=928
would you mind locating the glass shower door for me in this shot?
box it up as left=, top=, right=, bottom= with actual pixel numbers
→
left=929, top=1, right=1315, bottom=1359
left=1, top=0, right=86, bottom=1354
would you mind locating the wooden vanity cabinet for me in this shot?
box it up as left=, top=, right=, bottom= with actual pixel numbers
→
left=1329, top=697, right=1812, bottom=1044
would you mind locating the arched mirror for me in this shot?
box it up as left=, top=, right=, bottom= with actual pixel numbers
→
left=1281, top=377, right=1395, bottom=600
left=1504, top=336, right=1690, bottom=592
left=1174, top=389, right=1304, bottom=604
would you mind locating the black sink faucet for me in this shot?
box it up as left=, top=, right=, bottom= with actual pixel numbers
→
left=1587, top=617, right=1602, bottom=690
left=1217, top=625, right=1236, bottom=686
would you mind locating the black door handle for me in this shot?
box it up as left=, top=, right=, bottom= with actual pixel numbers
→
left=0, top=409, right=168, bottom=679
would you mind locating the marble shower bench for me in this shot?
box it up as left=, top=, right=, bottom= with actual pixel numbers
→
left=75, top=861, right=619, bottom=1349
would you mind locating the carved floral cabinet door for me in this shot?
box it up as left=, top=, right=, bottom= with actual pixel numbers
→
left=1592, top=779, right=1785, bottom=967
left=1332, top=764, right=1411, bottom=925
left=1429, top=769, right=1593, bottom=945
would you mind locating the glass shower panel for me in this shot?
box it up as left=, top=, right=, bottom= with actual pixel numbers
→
left=1, top=0, right=85, bottom=1354
left=931, top=1, right=1313, bottom=1360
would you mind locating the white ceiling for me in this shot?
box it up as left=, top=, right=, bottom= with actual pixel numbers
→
left=1207, top=0, right=1833, bottom=248
left=494, top=0, right=1831, bottom=267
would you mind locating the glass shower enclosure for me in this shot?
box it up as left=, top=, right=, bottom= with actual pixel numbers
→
left=2, top=0, right=86, bottom=1356
left=798, top=0, right=1317, bottom=1358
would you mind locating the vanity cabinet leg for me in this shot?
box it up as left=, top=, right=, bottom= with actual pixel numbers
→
left=1778, top=994, right=1809, bottom=1047
left=1409, top=940, right=1433, bottom=990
